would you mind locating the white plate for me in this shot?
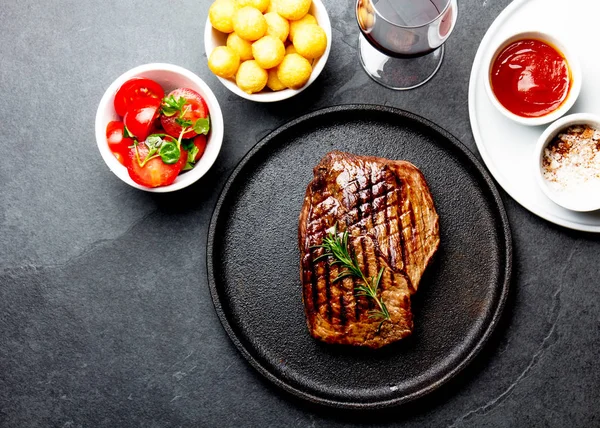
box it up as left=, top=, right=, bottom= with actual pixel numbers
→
left=468, top=0, right=600, bottom=232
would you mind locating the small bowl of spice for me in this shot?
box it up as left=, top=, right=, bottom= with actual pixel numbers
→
left=534, top=113, right=600, bottom=212
left=485, top=31, right=582, bottom=126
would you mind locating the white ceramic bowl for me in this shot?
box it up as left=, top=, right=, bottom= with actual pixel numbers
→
left=203, top=0, right=332, bottom=102
left=484, top=31, right=581, bottom=126
left=534, top=113, right=600, bottom=212
left=95, top=63, right=224, bottom=192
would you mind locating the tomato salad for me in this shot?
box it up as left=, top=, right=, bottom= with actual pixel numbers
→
left=106, top=77, right=210, bottom=188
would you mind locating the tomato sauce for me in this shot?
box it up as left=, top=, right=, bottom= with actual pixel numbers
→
left=490, top=39, right=570, bottom=118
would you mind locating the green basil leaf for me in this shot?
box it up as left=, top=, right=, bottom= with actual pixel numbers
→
left=161, top=95, right=186, bottom=117
left=181, top=139, right=194, bottom=151
left=176, top=117, right=192, bottom=128
left=161, top=107, right=178, bottom=117
left=123, top=125, right=134, bottom=139
left=160, top=100, right=177, bottom=116
left=182, top=162, right=194, bottom=171
left=187, top=145, right=199, bottom=164
left=145, top=135, right=163, bottom=149
left=159, top=142, right=181, bottom=165
left=193, top=117, right=210, bottom=135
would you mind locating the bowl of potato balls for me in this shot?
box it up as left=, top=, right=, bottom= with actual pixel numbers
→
left=204, top=0, right=331, bottom=102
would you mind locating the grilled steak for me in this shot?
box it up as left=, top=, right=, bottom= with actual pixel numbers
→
left=298, top=151, right=440, bottom=348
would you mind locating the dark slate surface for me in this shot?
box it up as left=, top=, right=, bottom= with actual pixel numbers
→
left=0, top=0, right=598, bottom=427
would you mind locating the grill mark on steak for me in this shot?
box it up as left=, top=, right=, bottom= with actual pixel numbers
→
left=309, top=250, right=319, bottom=314
left=366, top=178, right=379, bottom=256
left=352, top=250, right=361, bottom=322
left=355, top=197, right=366, bottom=233
left=399, top=183, right=410, bottom=287
left=392, top=180, right=406, bottom=274
left=355, top=235, right=371, bottom=318
left=303, top=204, right=320, bottom=314
left=338, top=293, right=347, bottom=327
left=329, top=263, right=339, bottom=327
left=382, top=183, right=394, bottom=271
left=408, top=198, right=420, bottom=294
left=364, top=237, right=380, bottom=314
left=299, top=151, right=440, bottom=348
left=367, top=179, right=387, bottom=298
left=400, top=188, right=417, bottom=294
left=303, top=251, right=316, bottom=316
left=334, top=265, right=349, bottom=328
left=323, top=239, right=333, bottom=322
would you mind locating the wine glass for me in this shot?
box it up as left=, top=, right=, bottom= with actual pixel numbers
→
left=356, top=0, right=458, bottom=90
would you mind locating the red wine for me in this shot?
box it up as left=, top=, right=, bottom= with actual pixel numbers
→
left=357, top=0, right=456, bottom=58
left=375, top=0, right=445, bottom=26
left=360, top=32, right=436, bottom=59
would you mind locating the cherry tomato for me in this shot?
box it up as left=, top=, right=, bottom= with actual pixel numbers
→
left=191, top=134, right=207, bottom=162
left=106, top=121, right=133, bottom=165
left=113, top=78, right=164, bottom=117
left=160, top=88, right=209, bottom=139
left=124, top=97, right=161, bottom=141
left=126, top=142, right=187, bottom=188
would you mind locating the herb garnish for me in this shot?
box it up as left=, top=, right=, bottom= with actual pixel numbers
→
left=313, top=224, right=391, bottom=328
left=161, top=95, right=187, bottom=117
left=133, top=134, right=181, bottom=167
left=132, top=95, right=211, bottom=168
left=160, top=96, right=210, bottom=136
left=192, top=116, right=210, bottom=135
left=123, top=125, right=134, bottom=139
left=181, top=139, right=200, bottom=171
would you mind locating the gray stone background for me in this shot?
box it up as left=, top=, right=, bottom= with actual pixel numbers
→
left=1, top=0, right=598, bottom=426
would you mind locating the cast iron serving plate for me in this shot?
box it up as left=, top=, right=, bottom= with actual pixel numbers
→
left=207, top=105, right=512, bottom=409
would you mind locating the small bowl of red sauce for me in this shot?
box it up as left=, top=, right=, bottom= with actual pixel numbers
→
left=485, top=31, right=581, bottom=126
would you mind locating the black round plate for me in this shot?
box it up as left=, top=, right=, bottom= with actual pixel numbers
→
left=207, top=105, right=512, bottom=409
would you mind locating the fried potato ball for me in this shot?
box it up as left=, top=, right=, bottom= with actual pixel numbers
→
left=208, top=46, right=241, bottom=78
left=236, top=0, right=270, bottom=13
left=266, top=68, right=287, bottom=91
left=265, top=0, right=277, bottom=13
left=286, top=43, right=315, bottom=65
left=209, top=0, right=239, bottom=33
left=252, top=35, right=286, bottom=69
left=208, top=0, right=324, bottom=94
left=285, top=44, right=297, bottom=55
left=227, top=32, right=254, bottom=61
left=288, top=13, right=317, bottom=42
left=292, top=23, right=327, bottom=59
left=264, top=12, right=290, bottom=43
left=233, top=6, right=267, bottom=41
left=236, top=60, right=268, bottom=93
left=276, top=53, right=312, bottom=89
left=276, top=0, right=311, bottom=20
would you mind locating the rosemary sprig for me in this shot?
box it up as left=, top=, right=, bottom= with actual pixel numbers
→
left=313, top=224, right=391, bottom=328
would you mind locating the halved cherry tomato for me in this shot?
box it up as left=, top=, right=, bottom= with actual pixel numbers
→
left=106, top=121, right=134, bottom=165
left=114, top=78, right=164, bottom=117
left=191, top=135, right=207, bottom=162
left=126, top=141, right=187, bottom=188
left=160, top=88, right=209, bottom=139
left=124, top=97, right=161, bottom=141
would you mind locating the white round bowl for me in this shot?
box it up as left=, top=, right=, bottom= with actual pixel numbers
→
left=534, top=113, right=600, bottom=212
left=95, top=63, right=224, bottom=192
left=484, top=31, right=581, bottom=126
left=203, top=0, right=332, bottom=102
